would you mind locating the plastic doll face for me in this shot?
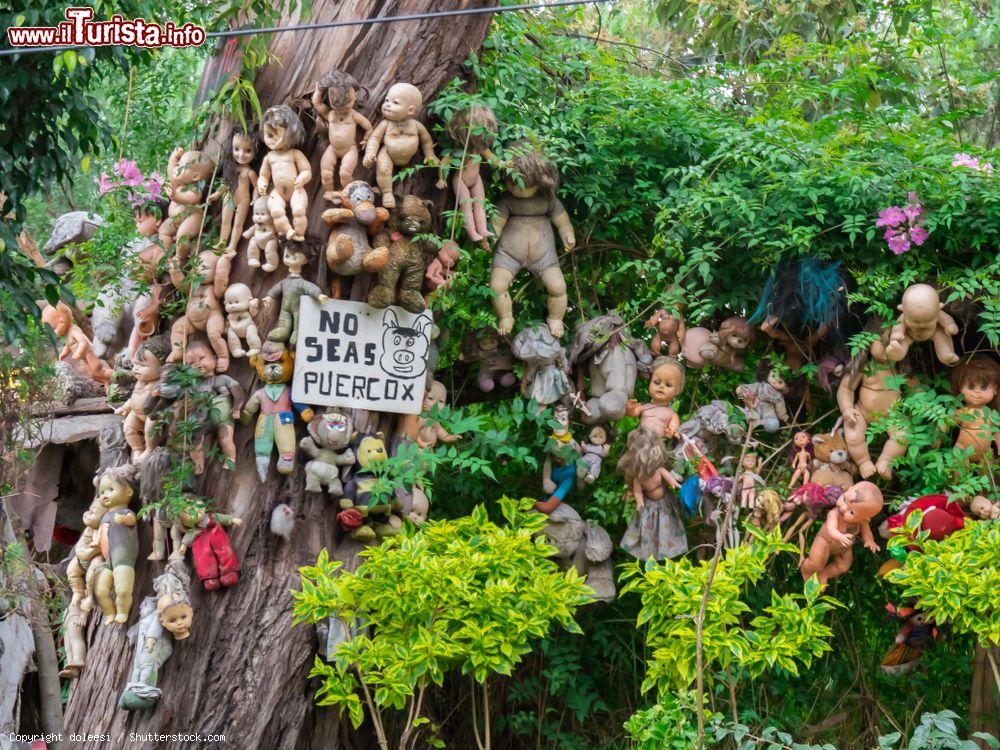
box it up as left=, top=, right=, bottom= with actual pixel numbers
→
left=793, top=431, right=810, bottom=448
left=422, top=382, right=447, bottom=412
left=961, top=380, right=997, bottom=408
left=553, top=405, right=570, bottom=431
left=381, top=83, right=420, bottom=121
left=766, top=369, right=787, bottom=392
left=158, top=600, right=193, bottom=639
left=184, top=344, right=217, bottom=376
left=41, top=304, right=72, bottom=336
left=741, top=454, right=757, bottom=470
left=132, top=348, right=162, bottom=383
left=837, top=482, right=881, bottom=523
left=82, top=506, right=101, bottom=528
left=97, top=475, right=131, bottom=509
left=224, top=287, right=252, bottom=314
left=589, top=426, right=607, bottom=445
left=134, top=211, right=160, bottom=237
left=232, top=134, right=255, bottom=166
left=649, top=363, right=683, bottom=405
left=283, top=247, right=307, bottom=272
left=263, top=121, right=288, bottom=151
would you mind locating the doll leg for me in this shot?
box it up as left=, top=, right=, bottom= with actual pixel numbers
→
left=375, top=150, right=396, bottom=209
left=217, top=424, right=237, bottom=469
left=193, top=530, right=221, bottom=589
left=189, top=437, right=206, bottom=476
left=290, top=187, right=309, bottom=241
left=339, top=145, right=359, bottom=189
left=123, top=412, right=146, bottom=461
left=267, top=191, right=294, bottom=240
left=263, top=237, right=279, bottom=272
left=168, top=315, right=191, bottom=363
left=228, top=200, right=250, bottom=256
left=81, top=560, right=99, bottom=612
left=227, top=327, right=245, bottom=358
left=539, top=266, right=568, bottom=338
left=67, top=559, right=85, bottom=608
left=245, top=324, right=262, bottom=357
left=452, top=177, right=483, bottom=242
left=931, top=328, right=960, bottom=365
left=368, top=259, right=402, bottom=309
left=205, top=311, right=229, bottom=372
left=253, top=416, right=274, bottom=480
left=247, top=237, right=262, bottom=268
left=149, top=518, right=166, bottom=561
left=321, top=144, right=337, bottom=200
left=799, top=535, right=832, bottom=582
left=112, top=564, right=135, bottom=623
left=94, top=567, right=116, bottom=623
left=218, top=203, right=235, bottom=249
left=470, top=176, right=491, bottom=238
left=214, top=252, right=234, bottom=298
left=209, top=525, right=240, bottom=587
left=489, top=267, right=516, bottom=335
left=844, top=411, right=876, bottom=478
left=171, top=212, right=205, bottom=284
left=819, top=548, right=853, bottom=584
left=274, top=418, right=296, bottom=474
left=875, top=431, right=908, bottom=480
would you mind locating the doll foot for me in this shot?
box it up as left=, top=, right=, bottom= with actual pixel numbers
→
left=277, top=454, right=294, bottom=474
left=80, top=597, right=93, bottom=612
left=323, top=190, right=337, bottom=203
left=939, top=353, right=959, bottom=366
left=246, top=348, right=260, bottom=357
left=858, top=460, right=877, bottom=479
left=876, top=462, right=893, bottom=480
left=103, top=614, right=115, bottom=625
left=215, top=356, right=229, bottom=372
left=203, top=577, right=220, bottom=591
left=546, top=318, right=565, bottom=338
left=132, top=450, right=147, bottom=466
left=59, top=666, right=81, bottom=679
left=248, top=258, right=261, bottom=269
left=262, top=263, right=276, bottom=272
left=114, top=613, right=128, bottom=624
left=382, top=193, right=396, bottom=209
left=147, top=551, right=160, bottom=561
left=497, top=317, right=514, bottom=336
left=219, top=571, right=239, bottom=587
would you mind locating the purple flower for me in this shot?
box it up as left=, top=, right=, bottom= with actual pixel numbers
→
left=903, top=201, right=922, bottom=223
left=909, top=225, right=928, bottom=246
left=885, top=229, right=911, bottom=255
left=876, top=206, right=906, bottom=228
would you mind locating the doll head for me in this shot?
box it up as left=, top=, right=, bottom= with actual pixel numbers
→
left=224, top=283, right=258, bottom=317
left=281, top=238, right=312, bottom=274
left=222, top=125, right=258, bottom=188
left=134, top=197, right=169, bottom=237
left=133, top=336, right=170, bottom=384
left=898, top=283, right=943, bottom=332
left=252, top=196, right=271, bottom=226
left=587, top=425, right=608, bottom=446
left=756, top=359, right=789, bottom=393
left=97, top=464, right=136, bottom=510
left=617, top=427, right=668, bottom=483
left=505, top=141, right=559, bottom=198
left=184, top=340, right=218, bottom=377
left=422, top=379, right=448, bottom=413
left=552, top=403, right=571, bottom=434
left=741, top=453, right=759, bottom=471
left=318, top=68, right=361, bottom=110
left=647, top=356, right=685, bottom=406
left=446, top=105, right=498, bottom=153
left=157, top=594, right=193, bottom=639
left=716, top=316, right=755, bottom=351
left=82, top=504, right=102, bottom=529
left=951, top=356, right=1000, bottom=409
left=262, top=105, right=306, bottom=151
left=41, top=301, right=74, bottom=337
left=970, top=495, right=1000, bottom=520
left=836, top=481, right=883, bottom=523
left=171, top=149, right=215, bottom=188
left=381, top=82, right=423, bottom=122
left=793, top=430, right=812, bottom=450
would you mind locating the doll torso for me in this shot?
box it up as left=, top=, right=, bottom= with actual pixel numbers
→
left=859, top=362, right=902, bottom=417
left=233, top=165, right=255, bottom=208
left=228, top=310, right=255, bottom=336
left=955, top=406, right=996, bottom=458
left=636, top=471, right=670, bottom=502
left=99, top=508, right=138, bottom=565
left=266, top=149, right=306, bottom=200
left=186, top=286, right=218, bottom=326
left=637, top=403, right=677, bottom=437
left=327, top=108, right=360, bottom=155
left=384, top=119, right=422, bottom=165
left=457, top=154, right=483, bottom=187
left=495, top=193, right=562, bottom=271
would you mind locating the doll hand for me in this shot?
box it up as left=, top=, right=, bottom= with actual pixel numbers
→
left=263, top=296, right=275, bottom=308
left=831, top=530, right=853, bottom=547
left=231, top=517, right=243, bottom=526
left=230, top=407, right=241, bottom=420
left=562, top=233, right=576, bottom=251
left=257, top=179, right=268, bottom=196
left=435, top=178, right=447, bottom=190
left=843, top=408, right=860, bottom=427
left=316, top=294, right=330, bottom=306
left=635, top=496, right=644, bottom=511
left=293, top=173, right=307, bottom=188
left=864, top=539, right=880, bottom=553
left=425, top=156, right=439, bottom=168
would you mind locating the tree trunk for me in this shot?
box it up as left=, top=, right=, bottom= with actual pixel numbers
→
left=971, top=646, right=1000, bottom=748
left=63, top=2, right=493, bottom=747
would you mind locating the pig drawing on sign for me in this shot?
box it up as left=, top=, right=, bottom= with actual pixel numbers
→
left=379, top=309, right=431, bottom=380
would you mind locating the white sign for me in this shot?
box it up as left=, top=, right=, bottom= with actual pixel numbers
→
left=292, top=297, right=433, bottom=415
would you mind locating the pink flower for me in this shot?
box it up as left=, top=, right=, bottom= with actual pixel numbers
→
left=96, top=172, right=116, bottom=196
left=144, top=172, right=164, bottom=199
left=952, top=153, right=978, bottom=169
left=876, top=206, right=906, bottom=228
left=903, top=201, right=922, bottom=223
left=885, top=229, right=911, bottom=255
left=115, top=159, right=143, bottom=186
left=909, top=225, right=928, bottom=246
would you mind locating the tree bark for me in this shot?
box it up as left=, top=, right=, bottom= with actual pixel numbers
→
left=971, top=645, right=1000, bottom=748
left=63, top=2, right=494, bottom=748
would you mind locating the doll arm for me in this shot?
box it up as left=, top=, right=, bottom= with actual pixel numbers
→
left=860, top=520, right=879, bottom=552
left=241, top=390, right=262, bottom=420
left=311, top=87, right=330, bottom=119
left=937, top=309, right=959, bottom=335
left=625, top=399, right=643, bottom=418
left=665, top=410, right=681, bottom=438
left=207, top=185, right=227, bottom=203
left=823, top=509, right=851, bottom=546
left=167, top=147, right=183, bottom=178
left=213, top=513, right=242, bottom=527
left=353, top=110, right=374, bottom=134
left=773, top=394, right=789, bottom=422
left=437, top=424, right=461, bottom=444
left=362, top=121, right=388, bottom=167
left=224, top=378, right=246, bottom=417
left=299, top=436, right=319, bottom=457
left=114, top=511, right=137, bottom=527
left=632, top=478, right=646, bottom=509
left=171, top=183, right=204, bottom=206
left=335, top=448, right=356, bottom=466
left=264, top=280, right=284, bottom=305
left=243, top=224, right=257, bottom=239
left=293, top=149, right=313, bottom=188
left=293, top=401, right=315, bottom=423
left=550, top=199, right=576, bottom=250
left=837, top=368, right=862, bottom=423
left=659, top=467, right=681, bottom=490
left=257, top=156, right=271, bottom=196
left=415, top=121, right=438, bottom=164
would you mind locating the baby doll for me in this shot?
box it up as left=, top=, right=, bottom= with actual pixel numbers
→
left=362, top=82, right=438, bottom=210
left=788, top=430, right=813, bottom=489
left=41, top=301, right=113, bottom=386
left=243, top=196, right=280, bottom=272
left=224, top=283, right=262, bottom=359
left=436, top=105, right=499, bottom=244
left=395, top=379, right=461, bottom=449
left=626, top=356, right=685, bottom=439
left=737, top=360, right=789, bottom=433
left=577, top=425, right=610, bottom=485
left=490, top=144, right=575, bottom=337
left=258, top=105, right=312, bottom=241
left=969, top=495, right=1000, bottom=520
left=159, top=147, right=216, bottom=287
left=263, top=240, right=329, bottom=348
left=424, top=240, right=461, bottom=292
left=67, top=501, right=103, bottom=612
left=167, top=250, right=230, bottom=371
left=59, top=597, right=89, bottom=679
left=209, top=126, right=259, bottom=294
left=617, top=428, right=686, bottom=560
left=125, top=200, right=169, bottom=357
left=93, top=465, right=139, bottom=624
left=738, top=453, right=764, bottom=509
left=180, top=341, right=244, bottom=473
left=800, top=480, right=883, bottom=585
left=153, top=560, right=193, bottom=640
left=312, top=68, right=373, bottom=201
left=949, top=356, right=1000, bottom=464
left=536, top=404, right=581, bottom=514
left=645, top=308, right=686, bottom=357
left=118, top=597, right=172, bottom=712
left=115, top=335, right=170, bottom=463
left=884, top=283, right=960, bottom=366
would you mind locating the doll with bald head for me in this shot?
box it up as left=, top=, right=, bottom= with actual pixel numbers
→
left=801, top=480, right=883, bottom=585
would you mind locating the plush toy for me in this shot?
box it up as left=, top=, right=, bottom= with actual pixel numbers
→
left=115, top=335, right=170, bottom=464
left=312, top=68, right=373, bottom=201
left=682, top=317, right=755, bottom=372
left=626, top=356, right=685, bottom=438
left=644, top=308, right=686, bottom=357
left=672, top=400, right=744, bottom=467
left=209, top=125, right=259, bottom=292
left=367, top=194, right=434, bottom=313
left=339, top=432, right=396, bottom=542
left=93, top=465, right=139, bottom=624
left=800, top=481, right=883, bottom=584
left=270, top=503, right=295, bottom=541
left=882, top=494, right=966, bottom=545
left=881, top=604, right=938, bottom=676
left=243, top=342, right=315, bottom=480
left=160, top=147, right=216, bottom=286
left=224, top=283, right=262, bottom=359
left=737, top=360, right=790, bottom=433
left=535, top=404, right=581, bottom=514
left=362, top=83, right=438, bottom=210
left=167, top=250, right=230, bottom=371
left=884, top=283, right=960, bottom=366
left=541, top=503, right=615, bottom=603
left=489, top=144, right=575, bottom=337
left=810, top=428, right=856, bottom=490
left=436, top=105, right=499, bottom=245
left=263, top=240, right=329, bottom=347
left=41, top=301, right=112, bottom=386
left=322, top=180, right=390, bottom=298
left=300, top=409, right=356, bottom=497
left=460, top=329, right=516, bottom=393
left=948, top=357, right=1000, bottom=465
left=258, top=105, right=311, bottom=241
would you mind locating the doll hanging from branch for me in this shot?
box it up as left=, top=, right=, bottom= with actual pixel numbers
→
left=209, top=126, right=259, bottom=295
left=436, top=105, right=499, bottom=246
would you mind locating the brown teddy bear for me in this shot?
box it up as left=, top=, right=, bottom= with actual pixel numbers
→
left=811, top=428, right=856, bottom=490
left=368, top=194, right=434, bottom=313
left=322, top=180, right=390, bottom=298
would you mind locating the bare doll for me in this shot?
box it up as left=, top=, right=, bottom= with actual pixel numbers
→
left=788, top=431, right=813, bottom=489
left=884, top=283, right=960, bottom=366
left=258, top=105, right=311, bottom=241
left=362, top=83, right=438, bottom=210
left=244, top=195, right=279, bottom=272
left=167, top=251, right=229, bottom=372
left=617, top=428, right=686, bottom=560
left=949, top=357, right=1000, bottom=464
left=738, top=453, right=763, bottom=510
left=67, top=501, right=103, bottom=612
left=436, top=105, right=499, bottom=245
left=224, top=283, right=262, bottom=359
left=115, top=335, right=170, bottom=463
left=490, top=144, right=575, bottom=337
left=625, top=357, right=685, bottom=438
left=209, top=127, right=258, bottom=295
left=312, top=69, right=373, bottom=202
left=159, top=147, right=215, bottom=287
left=800, top=481, right=883, bottom=584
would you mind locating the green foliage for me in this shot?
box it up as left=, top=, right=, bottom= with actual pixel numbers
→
left=621, top=527, right=840, bottom=693
left=886, top=522, right=1000, bottom=646
left=624, top=691, right=715, bottom=750
left=293, top=499, right=590, bottom=740
left=876, top=710, right=1000, bottom=750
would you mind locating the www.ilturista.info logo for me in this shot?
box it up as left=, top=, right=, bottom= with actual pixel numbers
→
left=6, top=7, right=206, bottom=49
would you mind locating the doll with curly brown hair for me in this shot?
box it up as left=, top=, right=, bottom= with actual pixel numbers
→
left=312, top=69, right=373, bottom=202
left=436, top=105, right=499, bottom=245
left=617, top=428, right=686, bottom=560
left=949, top=356, right=1000, bottom=464
left=258, top=105, right=311, bottom=241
